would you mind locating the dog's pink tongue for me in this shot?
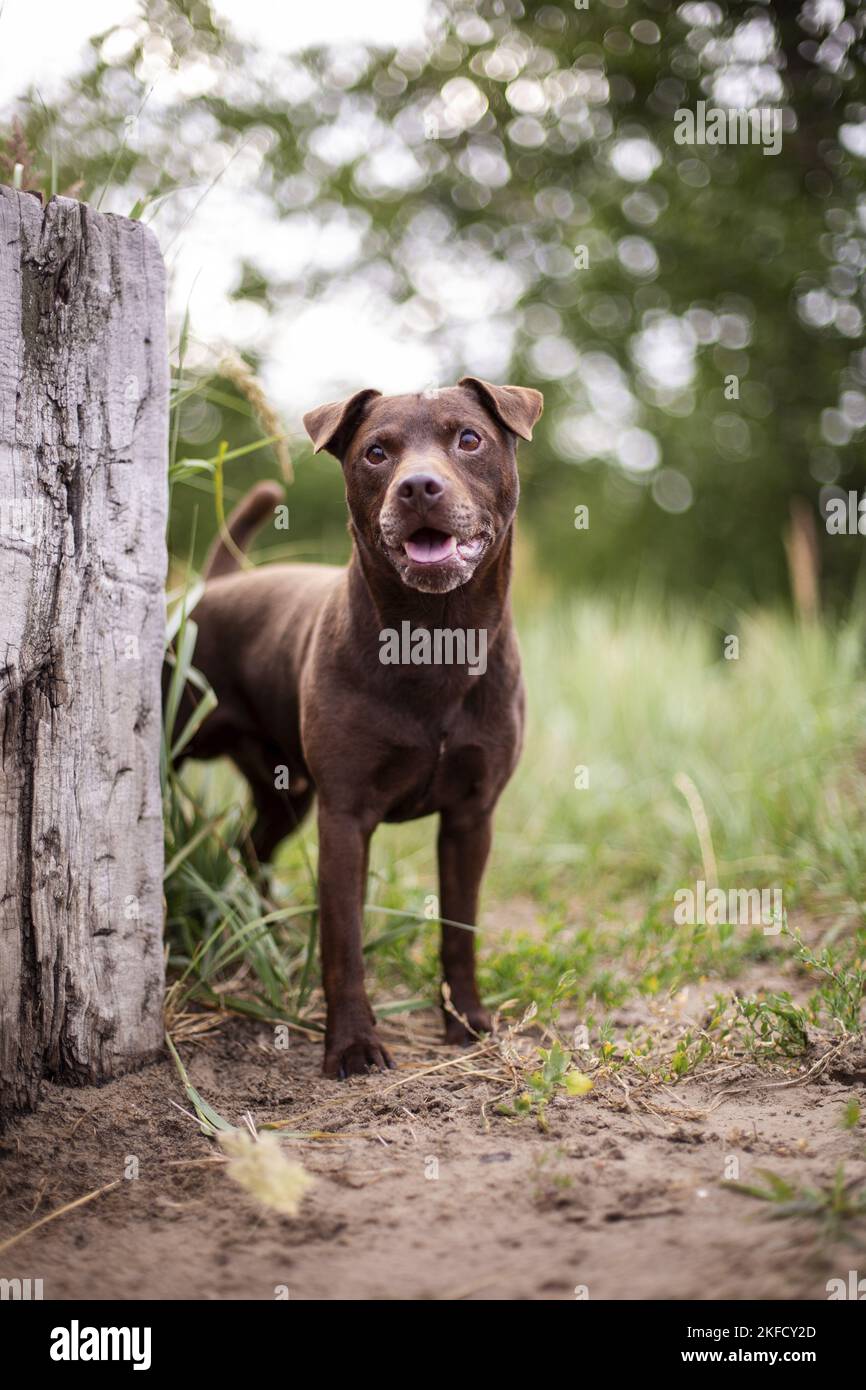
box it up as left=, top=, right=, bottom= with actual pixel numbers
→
left=404, top=529, right=457, bottom=564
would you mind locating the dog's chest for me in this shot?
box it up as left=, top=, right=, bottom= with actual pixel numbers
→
left=382, top=735, right=488, bottom=823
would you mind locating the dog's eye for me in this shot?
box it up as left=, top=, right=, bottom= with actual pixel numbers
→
left=458, top=429, right=481, bottom=452
left=365, top=443, right=387, bottom=464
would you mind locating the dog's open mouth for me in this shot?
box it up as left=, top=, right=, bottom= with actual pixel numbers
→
left=403, top=528, right=485, bottom=566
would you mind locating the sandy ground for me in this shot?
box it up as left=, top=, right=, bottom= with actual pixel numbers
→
left=2, top=984, right=865, bottom=1302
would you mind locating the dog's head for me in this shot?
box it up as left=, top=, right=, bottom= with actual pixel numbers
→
left=303, top=378, right=543, bottom=594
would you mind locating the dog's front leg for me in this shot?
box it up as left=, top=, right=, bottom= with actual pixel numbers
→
left=438, top=810, right=494, bottom=1044
left=317, top=807, right=392, bottom=1078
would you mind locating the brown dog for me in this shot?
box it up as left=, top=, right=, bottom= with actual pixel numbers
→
left=175, top=377, right=543, bottom=1077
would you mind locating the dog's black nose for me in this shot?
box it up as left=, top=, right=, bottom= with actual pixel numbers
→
left=397, top=473, right=445, bottom=506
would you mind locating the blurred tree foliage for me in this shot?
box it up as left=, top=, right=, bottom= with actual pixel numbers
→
left=6, top=0, right=866, bottom=611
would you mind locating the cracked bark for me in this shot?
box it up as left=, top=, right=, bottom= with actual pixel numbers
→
left=0, top=187, right=167, bottom=1121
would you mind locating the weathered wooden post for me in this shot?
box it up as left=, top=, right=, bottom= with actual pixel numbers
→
left=0, top=188, right=167, bottom=1121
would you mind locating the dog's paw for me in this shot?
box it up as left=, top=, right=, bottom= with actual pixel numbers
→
left=324, top=1031, right=394, bottom=1080
left=444, top=1006, right=492, bottom=1047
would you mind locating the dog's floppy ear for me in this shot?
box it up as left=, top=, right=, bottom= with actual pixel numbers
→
left=303, top=388, right=382, bottom=459
left=458, top=377, right=544, bottom=442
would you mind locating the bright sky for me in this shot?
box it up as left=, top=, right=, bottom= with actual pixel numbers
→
left=0, top=0, right=430, bottom=103
left=0, top=0, right=732, bottom=469
left=0, top=0, right=126, bottom=103
left=212, top=0, right=431, bottom=53
left=0, top=0, right=437, bottom=423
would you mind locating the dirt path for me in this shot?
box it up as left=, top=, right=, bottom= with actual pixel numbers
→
left=2, top=993, right=864, bottom=1301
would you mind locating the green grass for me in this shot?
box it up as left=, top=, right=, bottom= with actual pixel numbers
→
left=729, top=1165, right=866, bottom=1246
left=509, top=595, right=866, bottom=905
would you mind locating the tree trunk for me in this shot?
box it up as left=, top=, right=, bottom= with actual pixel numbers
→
left=0, top=188, right=168, bottom=1122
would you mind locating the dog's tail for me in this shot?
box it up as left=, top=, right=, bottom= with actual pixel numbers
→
left=203, top=481, right=284, bottom=580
